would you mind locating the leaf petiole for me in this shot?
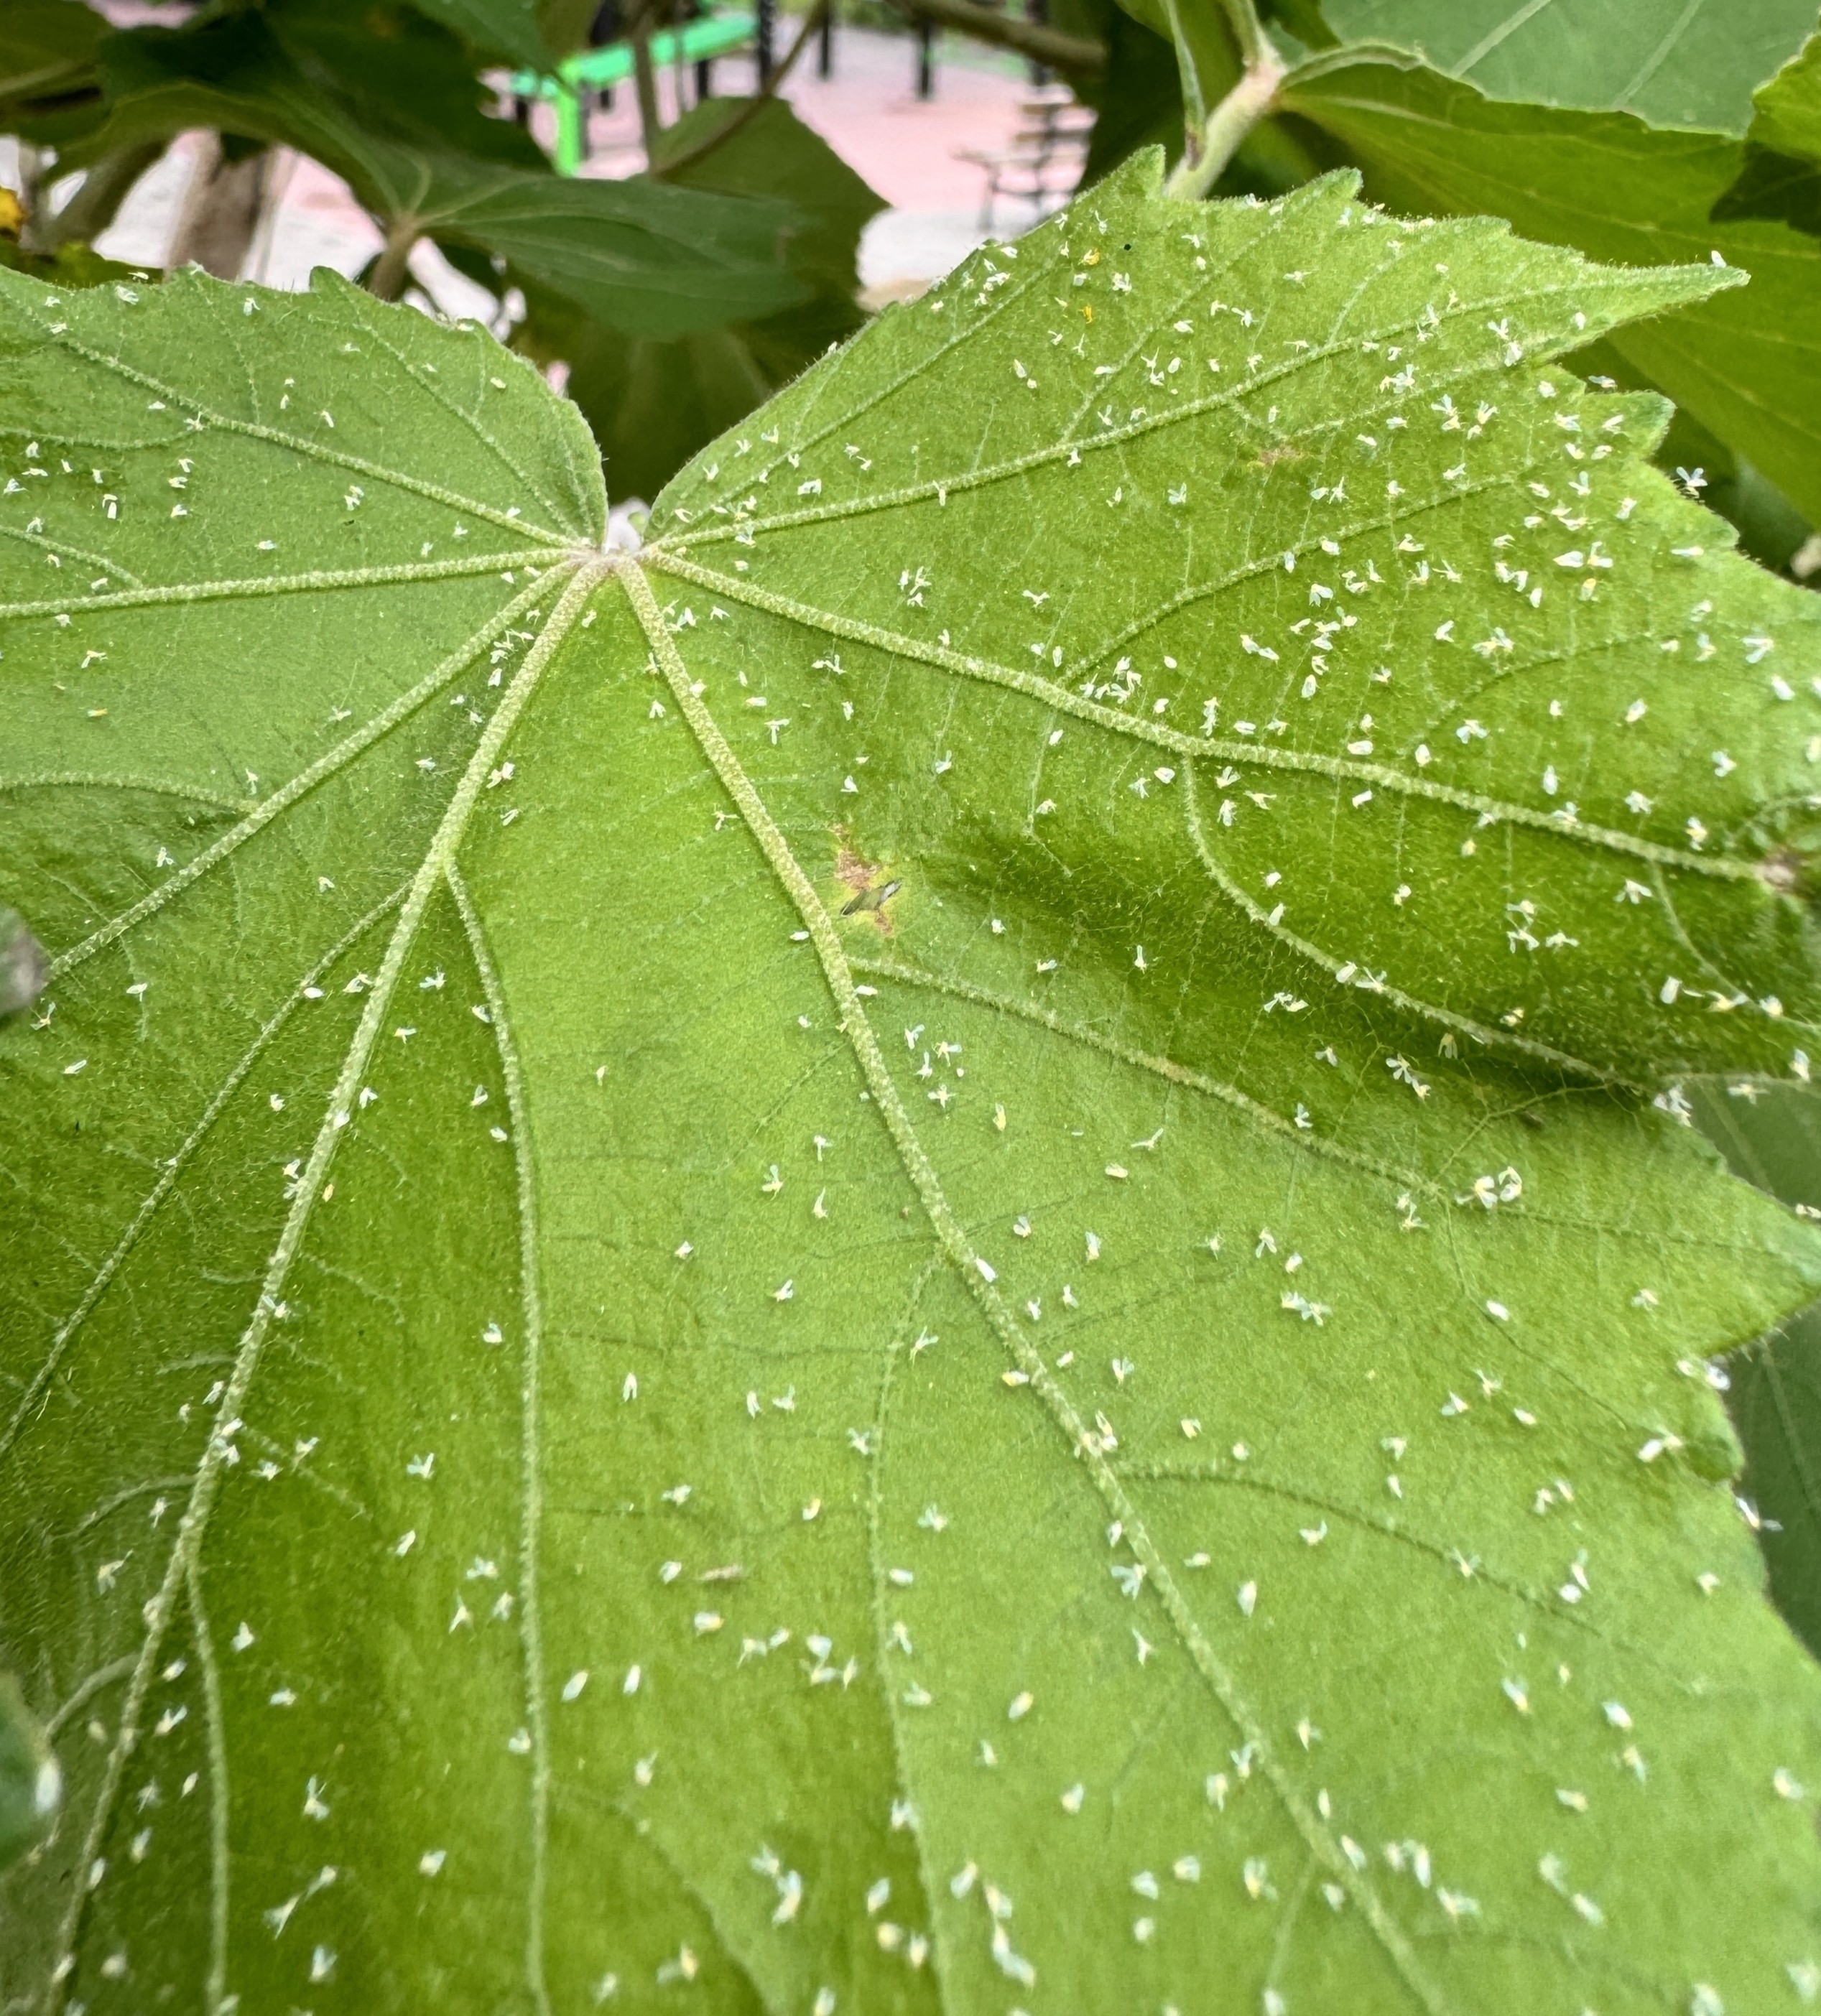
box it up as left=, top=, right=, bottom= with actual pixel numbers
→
left=1215, top=0, right=1271, bottom=68
left=1165, top=49, right=1287, bottom=199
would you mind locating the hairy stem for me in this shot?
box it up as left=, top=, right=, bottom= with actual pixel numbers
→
left=366, top=215, right=420, bottom=301
left=1216, top=0, right=1270, bottom=68
left=884, top=0, right=1105, bottom=78
left=1165, top=52, right=1285, bottom=200
left=632, top=21, right=664, bottom=156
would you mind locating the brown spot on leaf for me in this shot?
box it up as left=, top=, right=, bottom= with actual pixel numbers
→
left=1759, top=847, right=1804, bottom=896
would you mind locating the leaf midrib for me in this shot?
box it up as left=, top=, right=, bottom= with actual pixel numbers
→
left=621, top=555, right=1452, bottom=2016
left=644, top=549, right=1748, bottom=894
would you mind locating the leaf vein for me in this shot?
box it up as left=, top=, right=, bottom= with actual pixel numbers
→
left=40, top=557, right=598, bottom=2007
left=623, top=554, right=1451, bottom=2016
left=45, top=575, right=552, bottom=983
left=848, top=950, right=1433, bottom=1192
left=445, top=860, right=555, bottom=2016
left=19, top=310, right=578, bottom=549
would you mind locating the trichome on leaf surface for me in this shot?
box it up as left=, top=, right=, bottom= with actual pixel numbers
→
left=4, top=118, right=1821, bottom=2016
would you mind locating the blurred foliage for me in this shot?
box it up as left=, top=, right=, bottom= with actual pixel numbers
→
left=515, top=94, right=882, bottom=499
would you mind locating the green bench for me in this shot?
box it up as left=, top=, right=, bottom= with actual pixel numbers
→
left=509, top=12, right=760, bottom=174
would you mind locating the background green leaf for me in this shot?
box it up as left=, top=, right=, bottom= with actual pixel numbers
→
left=516, top=96, right=884, bottom=503
left=4, top=0, right=541, bottom=167
left=406, top=0, right=560, bottom=70
left=48, top=1, right=547, bottom=177
left=1721, top=1306, right=1821, bottom=1656
left=4, top=159, right=1821, bottom=2013
left=534, top=0, right=601, bottom=61
left=1281, top=46, right=1821, bottom=532
left=1110, top=0, right=1239, bottom=133
left=0, top=0, right=111, bottom=150
left=1318, top=0, right=1820, bottom=134
left=1687, top=1075, right=1821, bottom=1658
left=366, top=147, right=813, bottom=335
left=1713, top=30, right=1821, bottom=240
left=1748, top=25, right=1821, bottom=159
left=1056, top=0, right=1192, bottom=181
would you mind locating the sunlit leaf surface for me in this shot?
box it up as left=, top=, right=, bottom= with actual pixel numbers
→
left=4, top=159, right=1821, bottom=2015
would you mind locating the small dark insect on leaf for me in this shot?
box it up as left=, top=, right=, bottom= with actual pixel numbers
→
left=1518, top=1108, right=1547, bottom=1131
left=0, top=907, right=45, bottom=1018
left=841, top=878, right=902, bottom=916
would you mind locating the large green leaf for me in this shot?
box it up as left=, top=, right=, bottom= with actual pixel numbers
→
left=1543, top=334, right=1817, bottom=581
left=517, top=97, right=884, bottom=504
left=1281, top=45, right=1821, bottom=533
left=1318, top=0, right=1820, bottom=134
left=5, top=157, right=1821, bottom=2012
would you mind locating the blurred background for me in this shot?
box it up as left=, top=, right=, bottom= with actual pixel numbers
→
left=0, top=0, right=1201, bottom=506
left=32, top=4, right=1082, bottom=310
left=5, top=0, right=1817, bottom=586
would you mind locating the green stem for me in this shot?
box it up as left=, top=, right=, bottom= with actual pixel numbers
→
left=1164, top=52, right=1285, bottom=200
left=670, top=0, right=691, bottom=113
left=1158, top=0, right=1208, bottom=135
left=366, top=217, right=420, bottom=300
left=632, top=22, right=664, bottom=155
left=1215, top=0, right=1270, bottom=68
